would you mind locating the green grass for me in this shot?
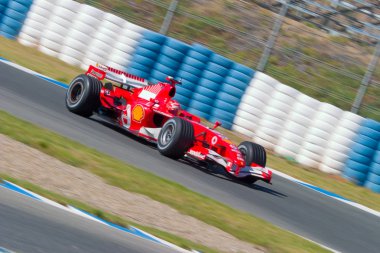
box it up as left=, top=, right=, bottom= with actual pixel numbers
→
left=204, top=121, right=380, bottom=212
left=0, top=173, right=219, bottom=253
left=0, top=110, right=328, bottom=253
left=0, top=36, right=82, bottom=83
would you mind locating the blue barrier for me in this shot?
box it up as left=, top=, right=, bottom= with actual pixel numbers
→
left=206, top=62, right=229, bottom=76
left=348, top=151, right=372, bottom=165
left=192, top=93, right=214, bottom=105
left=364, top=143, right=380, bottom=193
left=367, top=171, right=380, bottom=184
left=201, top=69, right=225, bottom=83
left=173, top=93, right=190, bottom=109
left=139, top=40, right=163, bottom=51
left=344, top=168, right=368, bottom=185
left=364, top=181, right=380, bottom=193
left=186, top=108, right=210, bottom=119
left=153, top=63, right=177, bottom=76
left=127, top=30, right=166, bottom=78
left=197, top=79, right=220, bottom=91
left=374, top=150, right=380, bottom=164
left=209, top=62, right=254, bottom=128
left=165, top=37, right=190, bottom=52
left=221, top=83, right=245, bottom=97
left=156, top=54, right=180, bottom=69
left=223, top=76, right=250, bottom=90
left=160, top=46, right=185, bottom=61
left=344, top=119, right=380, bottom=189
left=175, top=69, right=198, bottom=84
left=143, top=30, right=166, bottom=44
left=209, top=53, right=233, bottom=68
left=133, top=47, right=160, bottom=59
left=0, top=0, right=33, bottom=39
left=191, top=43, right=213, bottom=56
left=174, top=45, right=211, bottom=108
left=208, top=117, right=233, bottom=130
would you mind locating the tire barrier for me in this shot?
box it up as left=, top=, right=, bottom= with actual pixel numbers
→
left=58, top=4, right=104, bottom=67
left=231, top=67, right=380, bottom=193
left=81, top=12, right=127, bottom=69
left=252, top=82, right=299, bottom=150
left=275, top=93, right=319, bottom=159
left=179, top=43, right=214, bottom=118
left=185, top=49, right=254, bottom=128
left=3, top=0, right=380, bottom=193
left=149, top=37, right=190, bottom=85
left=15, top=0, right=145, bottom=68
left=188, top=53, right=229, bottom=121
left=343, top=119, right=380, bottom=187
left=296, top=103, right=343, bottom=171
left=209, top=62, right=254, bottom=129
left=0, top=0, right=6, bottom=19
left=138, top=42, right=255, bottom=127
left=126, top=30, right=166, bottom=79
left=38, top=0, right=80, bottom=57
left=106, top=21, right=144, bottom=70
left=17, top=0, right=55, bottom=47
left=232, top=72, right=276, bottom=138
left=174, top=43, right=211, bottom=108
left=365, top=144, right=380, bottom=193
left=319, top=111, right=363, bottom=174
left=0, top=0, right=33, bottom=39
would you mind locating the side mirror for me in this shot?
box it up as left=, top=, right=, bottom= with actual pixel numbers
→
left=212, top=121, right=222, bottom=130
left=166, top=76, right=182, bottom=86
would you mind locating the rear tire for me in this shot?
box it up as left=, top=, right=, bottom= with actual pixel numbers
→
left=157, top=117, right=194, bottom=159
left=238, top=141, right=266, bottom=167
left=66, top=74, right=103, bottom=117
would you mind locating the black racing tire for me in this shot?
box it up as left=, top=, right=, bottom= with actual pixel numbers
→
left=157, top=117, right=194, bottom=159
left=65, top=74, right=103, bottom=117
left=238, top=141, right=266, bottom=167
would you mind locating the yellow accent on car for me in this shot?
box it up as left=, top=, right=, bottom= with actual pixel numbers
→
left=132, top=104, right=144, bottom=122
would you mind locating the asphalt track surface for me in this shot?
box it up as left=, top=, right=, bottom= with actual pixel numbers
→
left=0, top=187, right=177, bottom=253
left=0, top=62, right=379, bottom=253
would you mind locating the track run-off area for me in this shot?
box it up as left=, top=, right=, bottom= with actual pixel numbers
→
left=0, top=61, right=379, bottom=253
left=0, top=185, right=180, bottom=253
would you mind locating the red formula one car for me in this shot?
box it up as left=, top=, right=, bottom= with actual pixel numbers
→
left=65, top=64, right=272, bottom=184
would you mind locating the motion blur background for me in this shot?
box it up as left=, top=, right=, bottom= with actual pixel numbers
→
left=1, top=0, right=379, bottom=189
left=79, top=0, right=380, bottom=121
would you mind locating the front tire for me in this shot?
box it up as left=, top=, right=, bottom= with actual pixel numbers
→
left=65, top=74, right=103, bottom=117
left=157, top=117, right=194, bottom=159
left=238, top=141, right=266, bottom=167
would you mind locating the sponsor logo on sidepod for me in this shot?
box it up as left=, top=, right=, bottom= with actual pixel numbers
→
left=188, top=150, right=206, bottom=160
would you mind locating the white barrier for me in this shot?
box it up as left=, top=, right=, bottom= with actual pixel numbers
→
left=18, top=0, right=57, bottom=47
left=234, top=71, right=363, bottom=174
left=18, top=0, right=145, bottom=70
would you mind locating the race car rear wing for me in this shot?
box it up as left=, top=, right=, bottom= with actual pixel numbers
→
left=86, top=64, right=149, bottom=88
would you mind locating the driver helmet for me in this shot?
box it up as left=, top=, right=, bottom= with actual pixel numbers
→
left=167, top=100, right=181, bottom=115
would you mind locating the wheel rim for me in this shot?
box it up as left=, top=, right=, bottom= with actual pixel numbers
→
left=239, top=146, right=247, bottom=161
left=160, top=123, right=175, bottom=147
left=68, top=81, right=84, bottom=104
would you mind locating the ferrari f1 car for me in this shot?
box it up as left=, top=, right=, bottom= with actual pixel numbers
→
left=65, top=64, right=272, bottom=184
